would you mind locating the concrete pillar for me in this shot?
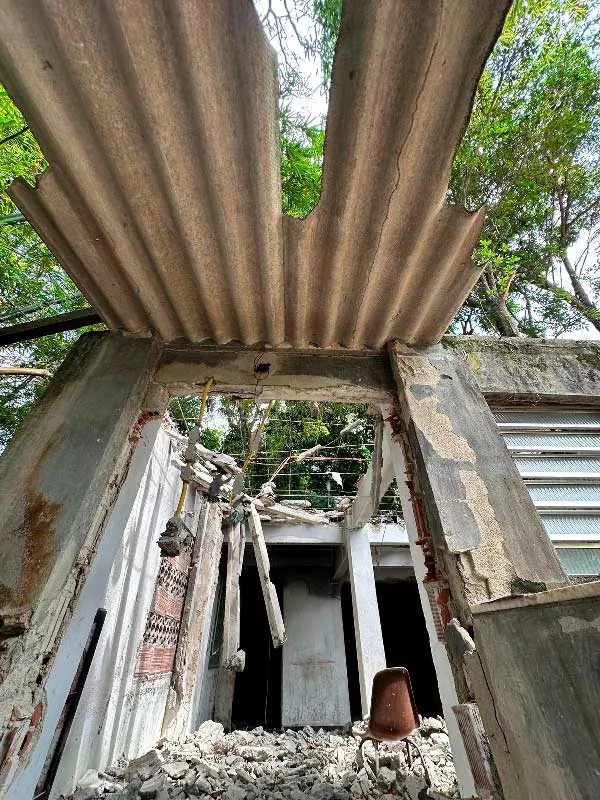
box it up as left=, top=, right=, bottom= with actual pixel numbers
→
left=282, top=574, right=351, bottom=728
left=0, top=332, right=161, bottom=794
left=345, top=525, right=386, bottom=716
left=384, top=427, right=477, bottom=799
left=387, top=341, right=570, bottom=799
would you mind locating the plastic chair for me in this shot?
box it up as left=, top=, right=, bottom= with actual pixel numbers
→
left=359, top=667, right=431, bottom=786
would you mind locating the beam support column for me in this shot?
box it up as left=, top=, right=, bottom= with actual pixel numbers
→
left=344, top=524, right=386, bottom=716
left=383, top=427, right=477, bottom=799
left=387, top=341, right=570, bottom=799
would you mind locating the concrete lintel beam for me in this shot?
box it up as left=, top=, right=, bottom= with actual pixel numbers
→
left=154, top=345, right=396, bottom=403
left=225, top=522, right=408, bottom=546
left=443, top=335, right=600, bottom=406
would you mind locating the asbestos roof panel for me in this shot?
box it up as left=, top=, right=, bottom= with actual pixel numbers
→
left=0, top=0, right=510, bottom=348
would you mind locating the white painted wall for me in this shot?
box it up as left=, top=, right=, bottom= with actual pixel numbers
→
left=49, top=426, right=198, bottom=798
left=281, top=575, right=351, bottom=728
left=6, top=423, right=198, bottom=800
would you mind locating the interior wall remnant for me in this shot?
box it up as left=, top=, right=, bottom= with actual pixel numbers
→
left=281, top=573, right=351, bottom=728
left=49, top=425, right=197, bottom=799
left=472, top=583, right=600, bottom=800
left=0, top=332, right=161, bottom=796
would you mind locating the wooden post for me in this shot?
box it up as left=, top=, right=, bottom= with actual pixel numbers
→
left=246, top=504, right=286, bottom=648
left=213, top=520, right=245, bottom=729
left=345, top=523, right=386, bottom=716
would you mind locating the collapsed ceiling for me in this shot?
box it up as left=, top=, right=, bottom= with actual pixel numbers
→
left=0, top=0, right=510, bottom=348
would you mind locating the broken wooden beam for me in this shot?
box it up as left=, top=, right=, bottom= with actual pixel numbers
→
left=264, top=502, right=328, bottom=525
left=347, top=416, right=394, bottom=529
left=246, top=503, right=286, bottom=648
left=213, top=519, right=245, bottom=730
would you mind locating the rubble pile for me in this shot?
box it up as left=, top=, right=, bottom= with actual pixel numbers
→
left=65, top=718, right=459, bottom=800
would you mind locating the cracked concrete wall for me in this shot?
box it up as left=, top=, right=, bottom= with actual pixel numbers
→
left=388, top=340, right=575, bottom=800
left=389, top=340, right=567, bottom=618
left=0, top=333, right=161, bottom=796
left=471, top=583, right=600, bottom=800
left=443, top=335, right=600, bottom=405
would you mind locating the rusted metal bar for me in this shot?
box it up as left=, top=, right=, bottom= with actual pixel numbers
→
left=0, top=308, right=101, bottom=346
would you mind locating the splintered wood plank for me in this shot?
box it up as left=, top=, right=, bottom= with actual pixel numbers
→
left=247, top=503, right=286, bottom=648
left=347, top=415, right=393, bottom=529
left=266, top=503, right=328, bottom=524
left=213, top=519, right=245, bottom=730
left=221, top=521, right=244, bottom=665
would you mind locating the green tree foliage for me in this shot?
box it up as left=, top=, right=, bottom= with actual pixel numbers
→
left=219, top=400, right=375, bottom=510
left=280, top=109, right=324, bottom=217
left=1, top=86, right=93, bottom=447
left=449, top=0, right=600, bottom=337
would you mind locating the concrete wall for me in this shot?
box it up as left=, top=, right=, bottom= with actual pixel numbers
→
left=281, top=573, right=351, bottom=728
left=6, top=423, right=197, bottom=800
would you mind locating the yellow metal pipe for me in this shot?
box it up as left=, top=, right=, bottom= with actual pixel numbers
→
left=174, top=376, right=214, bottom=517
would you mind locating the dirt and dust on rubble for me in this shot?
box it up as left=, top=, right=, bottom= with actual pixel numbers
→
left=64, top=717, right=458, bottom=800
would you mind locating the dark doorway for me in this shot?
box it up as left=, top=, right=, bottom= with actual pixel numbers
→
left=231, top=568, right=283, bottom=729
left=341, top=580, right=442, bottom=721
left=340, top=584, right=362, bottom=721
left=376, top=580, right=442, bottom=717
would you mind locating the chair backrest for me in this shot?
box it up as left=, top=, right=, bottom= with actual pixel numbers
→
left=367, top=666, right=420, bottom=742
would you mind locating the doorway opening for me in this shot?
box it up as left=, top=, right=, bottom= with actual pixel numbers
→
left=341, top=579, right=442, bottom=721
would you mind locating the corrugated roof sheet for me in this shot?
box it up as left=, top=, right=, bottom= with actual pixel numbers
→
left=0, top=0, right=510, bottom=348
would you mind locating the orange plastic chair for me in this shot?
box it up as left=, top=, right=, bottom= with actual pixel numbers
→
left=359, top=667, right=431, bottom=786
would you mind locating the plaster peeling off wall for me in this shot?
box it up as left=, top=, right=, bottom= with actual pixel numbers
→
left=10, top=424, right=194, bottom=800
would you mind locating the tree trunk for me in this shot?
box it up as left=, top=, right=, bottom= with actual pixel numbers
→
left=477, top=269, right=521, bottom=337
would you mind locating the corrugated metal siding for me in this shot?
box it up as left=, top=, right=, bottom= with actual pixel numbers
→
left=495, top=411, right=600, bottom=430
left=514, top=457, right=600, bottom=480
left=556, top=548, right=600, bottom=576
left=0, top=0, right=510, bottom=348
left=504, top=433, right=600, bottom=452
left=527, top=484, right=600, bottom=504
left=495, top=410, right=600, bottom=573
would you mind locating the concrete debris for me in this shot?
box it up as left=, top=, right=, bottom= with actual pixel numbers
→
left=61, top=717, right=458, bottom=800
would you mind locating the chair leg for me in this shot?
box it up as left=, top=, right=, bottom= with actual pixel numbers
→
left=406, top=738, right=432, bottom=788
left=358, top=736, right=378, bottom=781
left=405, top=739, right=412, bottom=769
